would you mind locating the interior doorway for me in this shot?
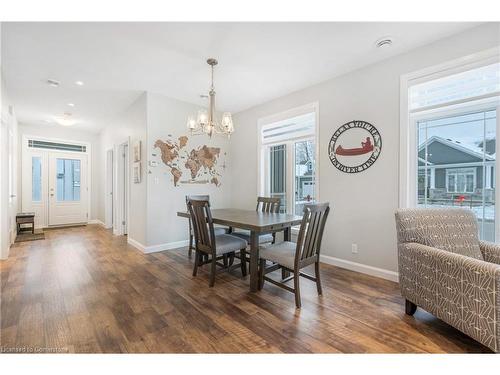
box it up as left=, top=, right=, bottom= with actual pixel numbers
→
left=113, top=141, right=129, bottom=236
left=105, top=149, right=114, bottom=229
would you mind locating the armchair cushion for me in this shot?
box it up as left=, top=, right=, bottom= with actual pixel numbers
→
left=395, top=208, right=483, bottom=261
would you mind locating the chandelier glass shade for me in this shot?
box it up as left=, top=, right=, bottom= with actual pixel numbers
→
left=187, top=58, right=234, bottom=138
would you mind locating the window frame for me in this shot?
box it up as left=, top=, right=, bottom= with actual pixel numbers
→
left=257, top=102, right=320, bottom=216
left=399, top=47, right=500, bottom=241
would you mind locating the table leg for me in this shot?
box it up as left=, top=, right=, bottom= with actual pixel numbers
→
left=249, top=231, right=259, bottom=292
left=282, top=226, right=291, bottom=279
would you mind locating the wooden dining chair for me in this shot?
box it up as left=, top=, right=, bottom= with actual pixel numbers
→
left=258, top=202, right=330, bottom=308
left=231, top=196, right=281, bottom=244
left=187, top=198, right=248, bottom=287
left=186, top=195, right=228, bottom=258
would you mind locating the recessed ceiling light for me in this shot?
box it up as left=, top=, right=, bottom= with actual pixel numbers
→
left=47, top=79, right=60, bottom=87
left=75, top=80, right=84, bottom=86
left=54, top=113, right=77, bottom=126
left=375, top=37, right=393, bottom=49
left=68, top=103, right=75, bottom=107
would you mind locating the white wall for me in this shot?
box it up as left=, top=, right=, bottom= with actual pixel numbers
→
left=17, top=123, right=101, bottom=221
left=230, top=23, right=500, bottom=278
left=1, top=73, right=18, bottom=259
left=99, top=92, right=148, bottom=244
left=145, top=92, right=232, bottom=248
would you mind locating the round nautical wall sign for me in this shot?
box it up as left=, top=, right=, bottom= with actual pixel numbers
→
left=328, top=120, right=382, bottom=173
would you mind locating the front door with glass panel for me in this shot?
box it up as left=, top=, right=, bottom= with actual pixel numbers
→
left=23, top=149, right=88, bottom=227
left=48, top=152, right=87, bottom=225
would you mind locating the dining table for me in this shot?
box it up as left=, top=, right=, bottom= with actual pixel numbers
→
left=177, top=208, right=303, bottom=292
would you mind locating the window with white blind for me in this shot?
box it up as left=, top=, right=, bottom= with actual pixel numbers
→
left=258, top=103, right=319, bottom=215
left=401, top=48, right=500, bottom=242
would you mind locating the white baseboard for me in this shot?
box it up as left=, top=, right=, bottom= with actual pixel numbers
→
left=143, top=240, right=189, bottom=254
left=127, top=238, right=188, bottom=254
left=88, top=219, right=105, bottom=227
left=320, top=254, right=399, bottom=282
left=127, top=237, right=146, bottom=252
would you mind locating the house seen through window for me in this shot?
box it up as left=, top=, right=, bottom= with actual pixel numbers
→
left=412, top=62, right=498, bottom=241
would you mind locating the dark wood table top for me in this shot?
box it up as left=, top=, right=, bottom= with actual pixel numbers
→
left=177, top=208, right=302, bottom=232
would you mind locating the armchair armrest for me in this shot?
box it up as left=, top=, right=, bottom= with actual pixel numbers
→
left=479, top=240, right=500, bottom=265
left=399, top=242, right=500, bottom=352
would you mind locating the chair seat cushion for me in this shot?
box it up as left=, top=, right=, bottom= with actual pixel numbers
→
left=215, top=234, right=248, bottom=254
left=259, top=241, right=297, bottom=269
left=231, top=230, right=274, bottom=243
left=214, top=227, right=228, bottom=236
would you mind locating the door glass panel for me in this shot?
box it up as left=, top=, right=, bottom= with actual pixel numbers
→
left=269, top=144, right=286, bottom=213
left=56, top=159, right=81, bottom=201
left=32, top=156, right=42, bottom=202
left=417, top=110, right=496, bottom=241
left=294, top=140, right=316, bottom=215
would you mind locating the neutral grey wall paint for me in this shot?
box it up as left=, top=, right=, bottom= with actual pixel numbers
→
left=145, top=92, right=232, bottom=247
left=229, top=23, right=500, bottom=273
left=1, top=72, right=18, bottom=259
left=99, top=92, right=148, bottom=244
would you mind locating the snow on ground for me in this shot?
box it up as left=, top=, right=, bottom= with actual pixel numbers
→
left=418, top=203, right=495, bottom=221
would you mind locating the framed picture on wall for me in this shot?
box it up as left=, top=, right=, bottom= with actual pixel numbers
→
left=133, top=140, right=141, bottom=162
left=133, top=162, right=141, bottom=183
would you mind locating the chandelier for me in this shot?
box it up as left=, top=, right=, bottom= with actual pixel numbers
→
left=187, top=58, right=234, bottom=138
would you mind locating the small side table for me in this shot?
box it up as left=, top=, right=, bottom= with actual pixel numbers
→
left=16, top=212, right=35, bottom=235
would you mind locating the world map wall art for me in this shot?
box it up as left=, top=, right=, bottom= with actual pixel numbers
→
left=328, top=120, right=382, bottom=173
left=153, top=134, right=226, bottom=187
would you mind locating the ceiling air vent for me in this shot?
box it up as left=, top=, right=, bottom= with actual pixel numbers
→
left=46, top=79, right=60, bottom=87
left=375, top=37, right=393, bottom=48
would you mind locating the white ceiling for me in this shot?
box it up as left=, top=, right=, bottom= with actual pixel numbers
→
left=2, top=22, right=480, bottom=133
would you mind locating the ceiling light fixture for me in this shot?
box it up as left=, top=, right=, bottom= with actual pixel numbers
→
left=186, top=58, right=234, bottom=138
left=375, top=37, right=393, bottom=48
left=54, top=112, right=76, bottom=126
left=47, top=79, right=60, bottom=87
left=75, top=80, right=84, bottom=86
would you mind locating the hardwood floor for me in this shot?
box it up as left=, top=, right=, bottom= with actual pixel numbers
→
left=0, top=225, right=491, bottom=353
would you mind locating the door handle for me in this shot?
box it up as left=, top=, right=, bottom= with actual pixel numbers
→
left=10, top=194, right=16, bottom=198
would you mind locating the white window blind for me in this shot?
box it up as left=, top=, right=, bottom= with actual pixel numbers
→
left=409, top=62, right=500, bottom=111
left=261, top=112, right=315, bottom=145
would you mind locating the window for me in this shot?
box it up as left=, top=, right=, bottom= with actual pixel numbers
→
left=259, top=104, right=318, bottom=215
left=32, top=156, right=42, bottom=202
left=403, top=50, right=499, bottom=241
left=56, top=158, right=81, bottom=201
left=446, top=168, right=476, bottom=193
left=294, top=140, right=316, bottom=214
left=269, top=144, right=287, bottom=212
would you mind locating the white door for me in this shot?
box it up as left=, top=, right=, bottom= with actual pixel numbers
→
left=48, top=152, right=88, bottom=226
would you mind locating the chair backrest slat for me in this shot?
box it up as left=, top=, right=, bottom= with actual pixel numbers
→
left=256, top=196, right=280, bottom=213
left=295, top=202, right=330, bottom=263
left=187, top=198, right=216, bottom=255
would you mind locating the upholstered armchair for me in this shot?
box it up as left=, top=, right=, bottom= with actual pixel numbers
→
left=395, top=208, right=500, bottom=353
